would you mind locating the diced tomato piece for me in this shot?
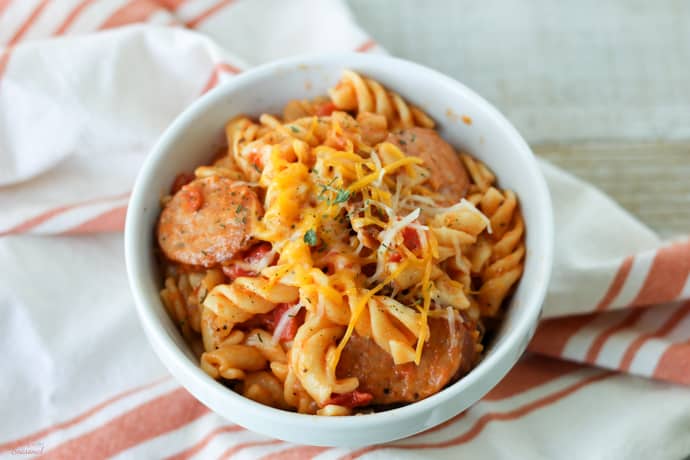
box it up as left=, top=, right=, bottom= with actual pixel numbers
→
left=388, top=251, right=402, bottom=262
left=238, top=303, right=305, bottom=339
left=221, top=243, right=275, bottom=282
left=324, top=391, right=374, bottom=408
left=402, top=227, right=421, bottom=252
left=180, top=184, right=203, bottom=212
left=273, top=303, right=306, bottom=341
left=271, top=303, right=292, bottom=323
left=315, top=101, right=336, bottom=116
left=222, top=265, right=255, bottom=280
left=247, top=152, right=263, bottom=170
left=171, top=172, right=195, bottom=194
left=244, top=242, right=274, bottom=266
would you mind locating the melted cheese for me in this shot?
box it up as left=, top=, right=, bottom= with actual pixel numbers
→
left=348, top=156, right=423, bottom=192
left=249, top=110, right=449, bottom=374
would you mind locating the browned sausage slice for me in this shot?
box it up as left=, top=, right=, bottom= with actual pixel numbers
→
left=336, top=316, right=480, bottom=405
left=157, top=176, right=262, bottom=267
left=387, top=127, right=470, bottom=202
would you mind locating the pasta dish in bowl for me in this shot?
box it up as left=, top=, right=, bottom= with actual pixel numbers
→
left=157, top=70, right=525, bottom=416
left=126, top=53, right=552, bottom=446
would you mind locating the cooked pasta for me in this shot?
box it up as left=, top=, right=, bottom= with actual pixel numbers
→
left=156, top=70, right=525, bottom=415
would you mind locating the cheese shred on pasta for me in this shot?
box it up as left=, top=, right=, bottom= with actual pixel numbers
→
left=156, top=70, right=526, bottom=415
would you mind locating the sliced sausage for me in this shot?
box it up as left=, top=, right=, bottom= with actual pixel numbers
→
left=157, top=176, right=262, bottom=267
left=387, top=127, right=470, bottom=202
left=336, top=315, right=480, bottom=405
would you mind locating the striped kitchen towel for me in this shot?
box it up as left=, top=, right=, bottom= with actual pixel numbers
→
left=1, top=1, right=689, bottom=459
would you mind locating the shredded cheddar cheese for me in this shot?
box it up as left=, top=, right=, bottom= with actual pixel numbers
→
left=348, top=156, right=423, bottom=192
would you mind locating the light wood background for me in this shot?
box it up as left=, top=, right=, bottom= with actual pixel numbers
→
left=347, top=0, right=690, bottom=238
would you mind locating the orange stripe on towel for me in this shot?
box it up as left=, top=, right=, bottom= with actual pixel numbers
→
left=355, top=39, right=376, bottom=53
left=53, top=0, right=96, bottom=35
left=0, top=192, right=129, bottom=236
left=99, top=0, right=162, bottom=29
left=595, top=255, right=634, bottom=311
left=185, top=0, right=235, bottom=28
left=200, top=62, right=242, bottom=94
left=60, top=204, right=128, bottom=234
left=629, top=239, right=690, bottom=307
left=528, top=314, right=596, bottom=358
left=40, top=388, right=208, bottom=459
left=0, top=376, right=170, bottom=454
left=344, top=372, right=614, bottom=458
left=584, top=309, right=645, bottom=364
left=654, top=340, right=690, bottom=385
left=167, top=425, right=246, bottom=460
left=7, top=0, right=50, bottom=45
left=619, top=301, right=690, bottom=371
left=483, top=355, right=583, bottom=401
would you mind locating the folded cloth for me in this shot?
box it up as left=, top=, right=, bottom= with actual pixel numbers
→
left=1, top=1, right=689, bottom=459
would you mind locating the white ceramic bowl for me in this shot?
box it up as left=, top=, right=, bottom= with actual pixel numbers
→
left=125, top=53, right=553, bottom=447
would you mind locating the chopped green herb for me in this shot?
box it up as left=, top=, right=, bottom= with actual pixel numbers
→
left=236, top=204, right=245, bottom=213
left=303, top=229, right=317, bottom=246
left=257, top=333, right=263, bottom=343
left=334, top=189, right=351, bottom=204
left=290, top=126, right=299, bottom=133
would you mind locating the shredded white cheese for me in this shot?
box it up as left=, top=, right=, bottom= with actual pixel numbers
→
left=402, top=194, right=438, bottom=207
left=391, top=176, right=404, bottom=210
left=367, top=199, right=395, bottom=221
left=236, top=247, right=278, bottom=274
left=438, top=198, right=492, bottom=234
left=370, top=151, right=385, bottom=187
left=378, top=207, right=421, bottom=254
left=447, top=307, right=458, bottom=349
left=271, top=303, right=303, bottom=345
left=367, top=257, right=386, bottom=284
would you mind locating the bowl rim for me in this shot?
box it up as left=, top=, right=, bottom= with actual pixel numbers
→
left=125, top=51, right=554, bottom=431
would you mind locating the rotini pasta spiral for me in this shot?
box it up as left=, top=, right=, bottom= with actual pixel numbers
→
left=470, top=187, right=526, bottom=316
left=203, top=277, right=298, bottom=326
left=290, top=315, right=358, bottom=406
left=329, top=70, right=434, bottom=130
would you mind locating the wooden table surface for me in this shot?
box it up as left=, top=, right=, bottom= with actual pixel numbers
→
left=347, top=0, right=690, bottom=239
